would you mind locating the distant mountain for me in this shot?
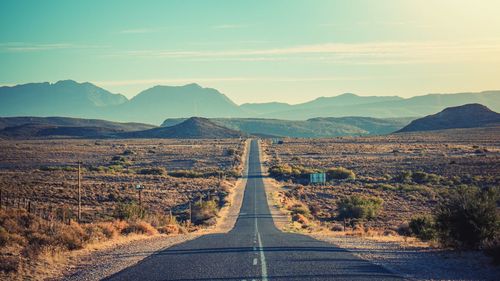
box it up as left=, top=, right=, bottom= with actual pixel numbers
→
left=161, top=116, right=414, bottom=137
left=1, top=80, right=500, bottom=123
left=240, top=102, right=293, bottom=115
left=121, top=117, right=247, bottom=139
left=0, top=80, right=127, bottom=117
left=113, top=84, right=243, bottom=124
left=0, top=116, right=155, bottom=131
left=294, top=93, right=403, bottom=109
left=259, top=91, right=500, bottom=120
left=396, top=104, right=500, bottom=133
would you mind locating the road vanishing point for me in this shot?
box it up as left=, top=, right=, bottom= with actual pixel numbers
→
left=105, top=140, right=403, bottom=281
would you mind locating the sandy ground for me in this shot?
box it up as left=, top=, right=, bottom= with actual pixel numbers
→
left=57, top=140, right=251, bottom=281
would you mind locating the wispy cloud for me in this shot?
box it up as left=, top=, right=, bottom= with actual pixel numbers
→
left=111, top=40, right=500, bottom=64
left=0, top=42, right=107, bottom=52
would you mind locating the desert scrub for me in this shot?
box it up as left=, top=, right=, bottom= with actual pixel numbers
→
left=269, top=164, right=322, bottom=182
left=169, top=169, right=205, bottom=178
left=113, top=201, right=147, bottom=221
left=327, top=167, right=356, bottom=180
left=409, top=215, right=436, bottom=241
left=337, top=195, right=383, bottom=221
left=136, top=167, right=166, bottom=175
left=191, top=200, right=218, bottom=225
left=434, top=185, right=499, bottom=249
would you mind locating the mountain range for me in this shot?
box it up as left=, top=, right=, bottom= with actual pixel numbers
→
left=1, top=80, right=499, bottom=124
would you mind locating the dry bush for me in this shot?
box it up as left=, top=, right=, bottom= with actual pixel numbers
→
left=192, top=200, right=218, bottom=225
left=327, top=167, right=356, bottom=180
left=122, top=221, right=158, bottom=236
left=97, top=222, right=119, bottom=239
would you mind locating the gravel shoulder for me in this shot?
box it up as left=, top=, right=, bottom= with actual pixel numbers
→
left=57, top=140, right=251, bottom=281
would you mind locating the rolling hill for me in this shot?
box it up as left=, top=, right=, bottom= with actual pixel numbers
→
left=161, top=116, right=414, bottom=137
left=0, top=124, right=126, bottom=139
left=0, top=117, right=157, bottom=139
left=396, top=103, right=500, bottom=133
left=120, top=117, right=247, bottom=139
left=0, top=116, right=155, bottom=131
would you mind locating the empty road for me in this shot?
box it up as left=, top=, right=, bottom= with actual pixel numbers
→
left=106, top=140, right=403, bottom=281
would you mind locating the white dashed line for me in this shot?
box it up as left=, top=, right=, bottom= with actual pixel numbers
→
left=253, top=258, right=258, bottom=265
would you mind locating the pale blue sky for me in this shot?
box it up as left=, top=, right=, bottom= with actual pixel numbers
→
left=1, top=0, right=500, bottom=104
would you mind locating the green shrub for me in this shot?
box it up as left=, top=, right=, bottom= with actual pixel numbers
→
left=122, top=149, right=135, bottom=155
left=269, top=164, right=293, bottom=179
left=290, top=203, right=311, bottom=217
left=191, top=200, right=218, bottom=224
left=337, top=195, right=383, bottom=221
left=137, top=167, right=166, bottom=175
left=411, top=171, right=440, bottom=184
left=409, top=215, right=436, bottom=241
left=169, top=169, right=204, bottom=178
left=225, top=148, right=237, bottom=156
left=113, top=201, right=146, bottom=221
left=484, top=237, right=500, bottom=265
left=375, top=184, right=397, bottom=191
left=435, top=186, right=499, bottom=249
left=394, top=171, right=412, bottom=183
left=327, top=167, right=356, bottom=180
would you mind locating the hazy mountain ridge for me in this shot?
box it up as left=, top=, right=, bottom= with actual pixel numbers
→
left=256, top=91, right=500, bottom=120
left=113, top=84, right=243, bottom=124
left=0, top=80, right=127, bottom=118
left=1, top=80, right=499, bottom=124
left=161, top=116, right=414, bottom=137
left=396, top=103, right=500, bottom=133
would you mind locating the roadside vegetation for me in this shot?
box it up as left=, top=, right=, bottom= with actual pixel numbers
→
left=0, top=138, right=248, bottom=279
left=264, top=130, right=500, bottom=264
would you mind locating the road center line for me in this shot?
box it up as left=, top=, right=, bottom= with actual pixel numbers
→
left=253, top=175, right=268, bottom=281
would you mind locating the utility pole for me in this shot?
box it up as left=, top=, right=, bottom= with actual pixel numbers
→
left=135, top=184, right=144, bottom=206
left=188, top=201, right=192, bottom=224
left=139, top=189, right=142, bottom=206
left=77, top=161, right=82, bottom=223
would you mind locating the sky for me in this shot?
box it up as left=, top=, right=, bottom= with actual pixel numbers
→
left=1, top=0, right=500, bottom=105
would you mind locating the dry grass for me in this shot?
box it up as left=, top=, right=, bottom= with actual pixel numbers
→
left=0, top=208, right=164, bottom=280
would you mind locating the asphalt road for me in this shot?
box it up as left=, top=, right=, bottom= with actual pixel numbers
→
left=105, top=140, right=403, bottom=281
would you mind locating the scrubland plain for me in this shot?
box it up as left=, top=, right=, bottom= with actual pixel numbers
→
left=263, top=127, right=499, bottom=230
